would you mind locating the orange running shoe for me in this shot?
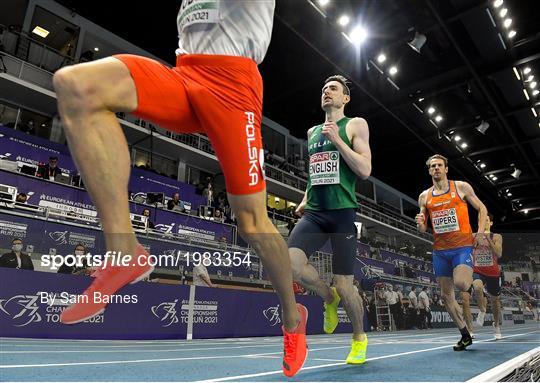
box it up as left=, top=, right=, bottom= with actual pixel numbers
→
left=282, top=303, right=308, bottom=377
left=60, top=244, right=153, bottom=324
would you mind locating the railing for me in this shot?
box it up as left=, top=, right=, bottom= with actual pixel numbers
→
left=0, top=24, right=75, bottom=75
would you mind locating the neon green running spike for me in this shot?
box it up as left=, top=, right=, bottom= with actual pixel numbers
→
left=346, top=336, right=368, bottom=364
left=323, top=287, right=340, bottom=334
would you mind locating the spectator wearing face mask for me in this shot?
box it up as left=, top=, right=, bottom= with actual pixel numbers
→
left=0, top=238, right=34, bottom=270
left=57, top=244, right=90, bottom=275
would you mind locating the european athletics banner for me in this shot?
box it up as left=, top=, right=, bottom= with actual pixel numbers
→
left=0, top=124, right=77, bottom=173
left=0, top=268, right=365, bottom=340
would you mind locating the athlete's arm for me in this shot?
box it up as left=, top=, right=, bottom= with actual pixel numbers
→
left=324, top=117, right=372, bottom=179
left=488, top=233, right=503, bottom=258
left=416, top=191, right=428, bottom=233
left=457, top=181, right=488, bottom=234
left=296, top=127, right=315, bottom=217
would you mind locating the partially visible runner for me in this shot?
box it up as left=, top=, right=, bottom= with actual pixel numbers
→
left=416, top=154, right=487, bottom=351
left=53, top=0, right=307, bottom=376
left=461, top=213, right=503, bottom=339
left=289, top=75, right=372, bottom=364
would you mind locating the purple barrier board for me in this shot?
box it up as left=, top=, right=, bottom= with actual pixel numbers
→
left=0, top=125, right=77, bottom=173
left=0, top=269, right=189, bottom=340
left=0, top=269, right=367, bottom=339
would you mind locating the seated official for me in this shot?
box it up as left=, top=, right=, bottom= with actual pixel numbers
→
left=39, top=156, right=61, bottom=181
left=167, top=192, right=185, bottom=212
left=0, top=238, right=34, bottom=270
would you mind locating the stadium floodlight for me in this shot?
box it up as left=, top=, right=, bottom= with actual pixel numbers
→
left=349, top=25, right=368, bottom=46
left=338, top=15, right=350, bottom=27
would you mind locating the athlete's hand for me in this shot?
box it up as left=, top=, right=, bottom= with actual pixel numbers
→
left=415, top=213, right=425, bottom=226
left=474, top=232, right=487, bottom=247
left=295, top=201, right=306, bottom=217
left=321, top=120, right=342, bottom=144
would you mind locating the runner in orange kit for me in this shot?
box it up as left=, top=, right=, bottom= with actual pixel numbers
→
left=416, top=154, right=487, bottom=351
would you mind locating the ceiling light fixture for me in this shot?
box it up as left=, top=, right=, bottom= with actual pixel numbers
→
left=377, top=53, right=387, bottom=63
left=318, top=0, right=330, bottom=7
left=435, top=115, right=443, bottom=122
left=508, top=30, right=516, bottom=39
left=349, top=25, right=368, bottom=46
left=476, top=120, right=490, bottom=134
left=503, top=18, right=512, bottom=28
left=524, top=67, right=531, bottom=75
left=389, top=66, right=398, bottom=76
left=499, top=8, right=508, bottom=17
left=493, top=0, right=503, bottom=7
left=480, top=163, right=486, bottom=169
left=407, top=31, right=427, bottom=53
left=31, top=26, right=50, bottom=38
left=427, top=106, right=436, bottom=114
left=338, top=15, right=350, bottom=26
left=460, top=142, right=468, bottom=149
left=511, top=168, right=522, bottom=179
left=453, top=135, right=461, bottom=142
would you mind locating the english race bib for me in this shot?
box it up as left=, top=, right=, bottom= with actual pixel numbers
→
left=178, top=0, right=220, bottom=31
left=309, top=151, right=340, bottom=185
left=431, top=208, right=460, bottom=234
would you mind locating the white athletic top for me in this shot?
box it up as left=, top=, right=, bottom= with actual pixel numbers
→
left=176, top=0, right=275, bottom=64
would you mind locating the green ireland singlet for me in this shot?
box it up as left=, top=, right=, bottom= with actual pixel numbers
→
left=305, top=117, right=359, bottom=211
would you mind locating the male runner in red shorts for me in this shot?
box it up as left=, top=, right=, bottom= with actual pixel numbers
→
left=53, top=1, right=307, bottom=376
left=461, top=213, right=503, bottom=339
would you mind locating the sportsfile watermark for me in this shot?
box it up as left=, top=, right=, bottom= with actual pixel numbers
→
left=40, top=250, right=253, bottom=270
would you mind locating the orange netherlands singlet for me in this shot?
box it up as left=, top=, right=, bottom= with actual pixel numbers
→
left=426, top=181, right=473, bottom=250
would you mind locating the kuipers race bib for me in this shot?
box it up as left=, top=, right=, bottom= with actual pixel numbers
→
left=431, top=208, right=460, bottom=234
left=178, top=0, right=220, bottom=31
left=309, top=151, right=340, bottom=185
left=474, top=247, right=494, bottom=267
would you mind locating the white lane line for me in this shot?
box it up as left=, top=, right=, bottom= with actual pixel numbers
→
left=2, top=325, right=535, bottom=348
left=0, top=332, right=470, bottom=369
left=0, top=344, right=371, bottom=369
left=198, top=330, right=540, bottom=382
left=465, top=346, right=540, bottom=383
left=0, top=332, right=465, bottom=355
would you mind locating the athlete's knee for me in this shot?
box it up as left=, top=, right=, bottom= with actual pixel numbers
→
left=455, top=281, right=471, bottom=292
left=53, top=65, right=99, bottom=107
